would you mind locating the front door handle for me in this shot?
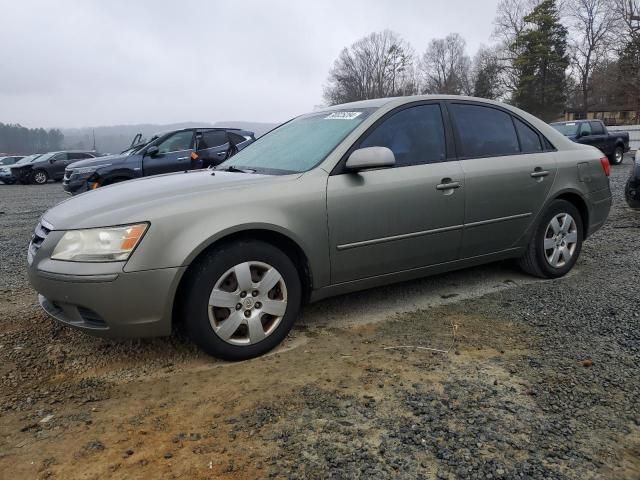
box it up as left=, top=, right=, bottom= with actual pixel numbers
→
left=530, top=168, right=549, bottom=178
left=216, top=151, right=227, bottom=156
left=436, top=179, right=461, bottom=191
left=177, top=156, right=189, bottom=161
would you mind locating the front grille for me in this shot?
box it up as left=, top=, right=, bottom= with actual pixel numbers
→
left=28, top=220, right=52, bottom=261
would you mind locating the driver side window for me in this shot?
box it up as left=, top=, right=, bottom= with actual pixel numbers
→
left=157, top=131, right=194, bottom=154
left=579, top=122, right=592, bottom=136
left=359, top=104, right=446, bottom=167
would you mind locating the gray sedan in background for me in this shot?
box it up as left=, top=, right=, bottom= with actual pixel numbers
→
left=27, top=95, right=611, bottom=360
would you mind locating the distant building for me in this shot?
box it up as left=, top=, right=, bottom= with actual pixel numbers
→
left=563, top=105, right=639, bottom=125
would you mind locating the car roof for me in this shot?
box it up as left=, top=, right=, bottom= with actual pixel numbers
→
left=321, top=94, right=542, bottom=112
left=550, top=120, right=593, bottom=125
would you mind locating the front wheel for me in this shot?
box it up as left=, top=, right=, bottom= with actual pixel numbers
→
left=32, top=169, right=49, bottom=185
left=608, top=146, right=624, bottom=165
left=518, top=199, right=583, bottom=278
left=179, top=240, right=302, bottom=360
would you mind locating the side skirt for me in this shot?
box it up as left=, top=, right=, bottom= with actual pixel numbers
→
left=309, top=247, right=524, bottom=303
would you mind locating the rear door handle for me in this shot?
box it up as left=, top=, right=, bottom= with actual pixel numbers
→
left=216, top=151, right=227, bottom=156
left=530, top=169, right=549, bottom=178
left=436, top=180, right=461, bottom=190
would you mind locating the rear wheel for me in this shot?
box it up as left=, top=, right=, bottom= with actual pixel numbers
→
left=608, top=146, right=624, bottom=165
left=32, top=169, right=49, bottom=185
left=179, top=240, right=302, bottom=360
left=518, top=199, right=583, bottom=278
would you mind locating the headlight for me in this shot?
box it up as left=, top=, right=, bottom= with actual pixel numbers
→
left=74, top=164, right=111, bottom=175
left=51, top=223, right=148, bottom=262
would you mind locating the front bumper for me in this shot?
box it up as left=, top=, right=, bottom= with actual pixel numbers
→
left=0, top=172, right=15, bottom=183
left=28, top=246, right=186, bottom=337
left=29, top=265, right=186, bottom=337
left=62, top=175, right=90, bottom=195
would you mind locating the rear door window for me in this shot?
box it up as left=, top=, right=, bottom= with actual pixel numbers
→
left=228, top=132, right=248, bottom=145
left=449, top=104, right=520, bottom=158
left=198, top=131, right=228, bottom=150
left=359, top=103, right=447, bottom=167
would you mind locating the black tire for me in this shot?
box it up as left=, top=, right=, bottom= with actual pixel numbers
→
left=179, top=240, right=302, bottom=360
left=626, top=177, right=640, bottom=209
left=518, top=199, right=583, bottom=279
left=608, top=146, right=624, bottom=165
left=32, top=169, right=49, bottom=185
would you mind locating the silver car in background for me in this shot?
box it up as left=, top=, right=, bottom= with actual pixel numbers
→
left=27, top=95, right=611, bottom=360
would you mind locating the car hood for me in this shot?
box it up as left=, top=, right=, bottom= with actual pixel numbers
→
left=67, top=153, right=129, bottom=169
left=42, top=169, right=294, bottom=229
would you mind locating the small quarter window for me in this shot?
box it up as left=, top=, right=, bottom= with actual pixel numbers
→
left=514, top=118, right=542, bottom=153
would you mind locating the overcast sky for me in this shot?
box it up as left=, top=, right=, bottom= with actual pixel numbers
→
left=0, top=0, right=501, bottom=128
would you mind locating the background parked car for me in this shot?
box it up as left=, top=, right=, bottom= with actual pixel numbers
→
left=63, top=127, right=254, bottom=195
left=625, top=149, right=640, bottom=209
left=11, top=151, right=97, bottom=184
left=550, top=119, right=630, bottom=165
left=0, top=154, right=39, bottom=184
left=0, top=155, right=24, bottom=166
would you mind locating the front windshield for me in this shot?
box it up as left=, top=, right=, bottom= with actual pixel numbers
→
left=551, top=122, right=579, bottom=136
left=222, top=108, right=375, bottom=174
left=13, top=154, right=41, bottom=165
left=36, top=152, right=56, bottom=162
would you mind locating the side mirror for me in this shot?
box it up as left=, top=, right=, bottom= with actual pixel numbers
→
left=580, top=130, right=590, bottom=138
left=345, top=146, right=395, bottom=172
left=49, top=159, right=55, bottom=164
left=146, top=146, right=159, bottom=157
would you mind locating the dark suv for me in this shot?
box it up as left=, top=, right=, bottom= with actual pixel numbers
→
left=11, top=151, right=97, bottom=184
left=63, top=127, right=255, bottom=195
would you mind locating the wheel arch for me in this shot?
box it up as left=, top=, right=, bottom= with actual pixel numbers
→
left=553, top=190, right=589, bottom=239
left=172, top=227, right=314, bottom=326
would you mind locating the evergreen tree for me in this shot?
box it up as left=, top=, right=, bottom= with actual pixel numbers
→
left=512, top=0, right=569, bottom=121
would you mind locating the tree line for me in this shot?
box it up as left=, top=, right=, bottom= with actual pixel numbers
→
left=0, top=123, right=64, bottom=155
left=323, top=0, right=640, bottom=122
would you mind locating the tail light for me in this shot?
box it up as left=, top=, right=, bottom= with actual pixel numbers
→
left=599, top=157, right=610, bottom=177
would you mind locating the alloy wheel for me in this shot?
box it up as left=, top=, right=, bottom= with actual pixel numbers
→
left=208, top=261, right=288, bottom=346
left=543, top=213, right=578, bottom=268
left=615, top=148, right=623, bottom=164
left=33, top=171, right=47, bottom=184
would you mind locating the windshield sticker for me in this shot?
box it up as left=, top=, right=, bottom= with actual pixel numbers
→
left=325, top=111, right=362, bottom=120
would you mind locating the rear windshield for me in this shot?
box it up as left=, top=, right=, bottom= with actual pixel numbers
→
left=222, top=109, right=374, bottom=174
left=551, top=123, right=579, bottom=136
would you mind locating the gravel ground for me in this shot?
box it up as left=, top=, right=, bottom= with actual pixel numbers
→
left=0, top=182, right=67, bottom=290
left=0, top=162, right=638, bottom=479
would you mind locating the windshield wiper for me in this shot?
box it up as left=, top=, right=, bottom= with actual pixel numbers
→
left=215, top=165, right=255, bottom=173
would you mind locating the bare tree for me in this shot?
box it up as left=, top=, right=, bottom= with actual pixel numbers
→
left=418, top=33, right=471, bottom=95
left=493, top=0, right=543, bottom=43
left=611, top=0, right=640, bottom=40
left=323, top=30, right=417, bottom=105
left=566, top=0, right=617, bottom=115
